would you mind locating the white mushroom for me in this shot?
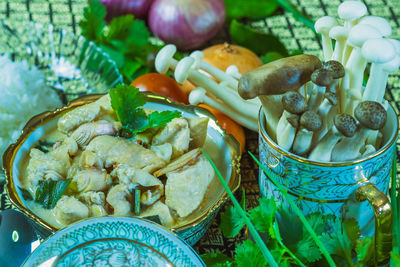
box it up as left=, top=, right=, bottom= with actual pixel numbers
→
left=277, top=91, right=307, bottom=151
left=309, top=113, right=357, bottom=162
left=189, top=87, right=258, bottom=131
left=155, top=45, right=261, bottom=127
left=331, top=101, right=387, bottom=161
left=337, top=1, right=367, bottom=64
left=373, top=39, right=400, bottom=103
left=329, top=26, right=349, bottom=63
left=315, top=92, right=339, bottom=142
left=359, top=16, right=392, bottom=37
left=361, top=39, right=396, bottom=102
left=292, top=110, right=323, bottom=155
left=342, top=24, right=382, bottom=98
left=314, top=16, right=339, bottom=61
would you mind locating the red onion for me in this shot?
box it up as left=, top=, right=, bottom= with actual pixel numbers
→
left=148, top=0, right=226, bottom=50
left=101, top=0, right=155, bottom=20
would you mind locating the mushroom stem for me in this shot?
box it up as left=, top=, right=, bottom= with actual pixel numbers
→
left=315, top=16, right=338, bottom=61
left=258, top=94, right=284, bottom=141
left=276, top=111, right=297, bottom=151
left=329, top=26, right=349, bottom=63
left=309, top=128, right=341, bottom=161
left=292, top=129, right=313, bottom=155
left=187, top=68, right=260, bottom=120
left=330, top=128, right=369, bottom=161
left=189, top=88, right=258, bottom=131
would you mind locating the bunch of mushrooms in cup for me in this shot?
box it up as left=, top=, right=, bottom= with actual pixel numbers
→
left=154, top=1, right=399, bottom=162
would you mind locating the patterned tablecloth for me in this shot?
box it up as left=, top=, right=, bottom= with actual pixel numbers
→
left=0, top=0, right=399, bottom=259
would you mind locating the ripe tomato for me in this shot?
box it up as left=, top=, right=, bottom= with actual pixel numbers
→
left=131, top=73, right=189, bottom=104
left=199, top=104, right=245, bottom=154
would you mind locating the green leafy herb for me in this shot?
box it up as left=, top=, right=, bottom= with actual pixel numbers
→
left=235, top=239, right=269, bottom=266
left=391, top=153, right=399, bottom=264
left=35, top=179, right=72, bottom=209
left=110, top=85, right=180, bottom=135
left=201, top=149, right=279, bottom=266
left=80, top=0, right=161, bottom=82
left=230, top=20, right=289, bottom=57
left=201, top=252, right=233, bottom=267
left=18, top=187, right=33, bottom=201
left=132, top=189, right=141, bottom=215
left=219, top=188, right=247, bottom=237
left=224, top=0, right=279, bottom=20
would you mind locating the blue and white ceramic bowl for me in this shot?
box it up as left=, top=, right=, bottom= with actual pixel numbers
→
left=22, top=216, right=206, bottom=266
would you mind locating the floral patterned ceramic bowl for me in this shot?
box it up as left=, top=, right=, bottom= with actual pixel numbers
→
left=3, top=93, right=241, bottom=246
left=22, top=216, right=206, bottom=266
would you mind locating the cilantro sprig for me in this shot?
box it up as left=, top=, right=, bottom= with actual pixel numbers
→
left=110, top=85, right=181, bottom=135
left=80, top=0, right=161, bottom=82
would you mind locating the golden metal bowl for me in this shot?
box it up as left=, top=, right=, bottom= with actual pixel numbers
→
left=2, top=93, right=241, bottom=246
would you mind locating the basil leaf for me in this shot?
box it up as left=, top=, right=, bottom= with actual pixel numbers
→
left=35, top=179, right=72, bottom=209
left=225, top=0, right=279, bottom=20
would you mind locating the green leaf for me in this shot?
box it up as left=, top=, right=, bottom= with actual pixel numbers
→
left=230, top=20, right=288, bottom=56
left=18, top=187, right=33, bottom=201
left=121, top=60, right=142, bottom=79
left=35, top=179, right=72, bottom=209
left=109, top=85, right=180, bottom=135
left=235, top=240, right=268, bottom=267
left=99, top=44, right=125, bottom=68
left=200, top=252, right=233, bottom=267
left=355, top=236, right=374, bottom=265
left=343, top=218, right=360, bottom=248
left=107, top=15, right=135, bottom=41
left=147, top=110, right=181, bottom=129
left=79, top=0, right=106, bottom=42
left=220, top=191, right=247, bottom=238
left=126, top=19, right=150, bottom=47
left=224, top=0, right=279, bottom=20
left=261, top=51, right=284, bottom=64
left=295, top=237, right=322, bottom=263
left=391, top=251, right=400, bottom=266
left=249, top=197, right=276, bottom=234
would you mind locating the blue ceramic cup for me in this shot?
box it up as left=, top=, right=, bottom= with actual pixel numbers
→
left=258, top=104, right=398, bottom=263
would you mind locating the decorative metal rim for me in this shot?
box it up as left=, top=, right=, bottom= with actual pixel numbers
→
left=2, top=93, right=241, bottom=235
left=258, top=103, right=399, bottom=167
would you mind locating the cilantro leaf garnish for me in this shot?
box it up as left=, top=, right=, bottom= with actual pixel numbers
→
left=79, top=0, right=106, bottom=41
left=80, top=0, right=160, bottom=82
left=110, top=85, right=181, bottom=135
left=35, top=179, right=72, bottom=209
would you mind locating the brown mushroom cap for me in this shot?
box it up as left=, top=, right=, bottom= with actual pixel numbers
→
left=322, top=60, right=345, bottom=79
left=238, top=54, right=322, bottom=99
left=300, top=110, right=322, bottom=131
left=334, top=113, right=358, bottom=137
left=282, top=91, right=308, bottom=114
left=354, top=101, right=387, bottom=130
left=325, top=92, right=338, bottom=106
left=287, top=114, right=300, bottom=128
left=311, top=68, right=334, bottom=86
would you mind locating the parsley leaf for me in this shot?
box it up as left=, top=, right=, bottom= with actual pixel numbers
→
left=220, top=189, right=247, bottom=238
left=249, top=197, right=276, bottom=235
left=79, top=0, right=106, bottom=41
left=200, top=252, right=233, bottom=266
left=355, top=236, right=374, bottom=265
left=80, top=0, right=160, bottom=82
left=235, top=240, right=268, bottom=267
left=35, top=179, right=72, bottom=209
left=110, top=85, right=181, bottom=135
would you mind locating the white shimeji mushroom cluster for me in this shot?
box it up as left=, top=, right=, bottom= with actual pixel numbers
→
left=154, top=44, right=260, bottom=131
left=154, top=1, right=399, bottom=162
